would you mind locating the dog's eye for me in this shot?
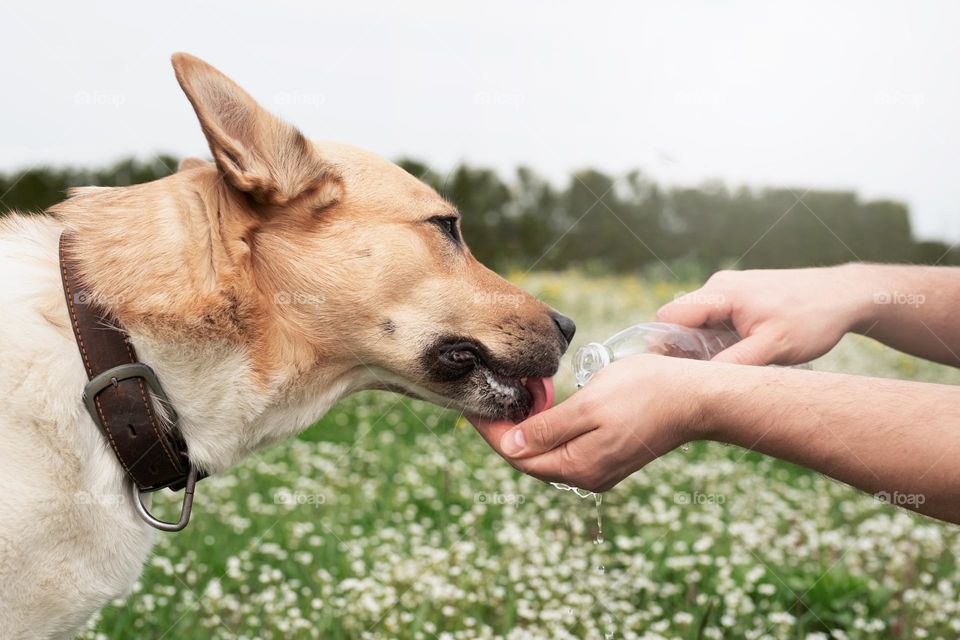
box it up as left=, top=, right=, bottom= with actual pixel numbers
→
left=430, top=216, right=461, bottom=244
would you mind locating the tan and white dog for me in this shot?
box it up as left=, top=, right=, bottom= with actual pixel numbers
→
left=0, top=54, right=574, bottom=638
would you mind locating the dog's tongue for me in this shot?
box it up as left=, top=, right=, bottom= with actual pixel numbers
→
left=468, top=376, right=554, bottom=432
left=526, top=376, right=555, bottom=417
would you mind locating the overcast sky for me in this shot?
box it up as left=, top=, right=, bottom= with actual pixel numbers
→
left=3, top=1, right=958, bottom=241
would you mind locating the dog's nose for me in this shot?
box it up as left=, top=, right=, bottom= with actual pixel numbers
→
left=550, top=311, right=577, bottom=345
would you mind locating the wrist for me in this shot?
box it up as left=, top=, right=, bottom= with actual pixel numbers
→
left=834, top=262, right=884, bottom=335
left=679, top=358, right=725, bottom=443
left=684, top=358, right=775, bottom=445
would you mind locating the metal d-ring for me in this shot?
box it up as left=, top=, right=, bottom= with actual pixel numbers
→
left=131, top=466, right=198, bottom=532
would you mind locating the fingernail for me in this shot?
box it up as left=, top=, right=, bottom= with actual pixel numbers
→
left=501, top=428, right=526, bottom=456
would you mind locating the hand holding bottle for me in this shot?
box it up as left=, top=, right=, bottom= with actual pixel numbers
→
left=656, top=265, right=870, bottom=365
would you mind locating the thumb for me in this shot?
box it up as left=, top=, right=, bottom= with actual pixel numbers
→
left=711, top=334, right=780, bottom=366
left=500, top=396, right=596, bottom=459
left=657, top=290, right=730, bottom=328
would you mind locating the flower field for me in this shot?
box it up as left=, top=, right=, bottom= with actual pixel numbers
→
left=83, top=272, right=960, bottom=639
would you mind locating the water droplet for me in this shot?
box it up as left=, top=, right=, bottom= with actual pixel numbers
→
left=680, top=443, right=690, bottom=453
left=597, top=564, right=605, bottom=575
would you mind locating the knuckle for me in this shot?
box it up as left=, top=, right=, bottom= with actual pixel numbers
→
left=763, top=326, right=791, bottom=352
left=767, top=329, right=799, bottom=363
left=708, top=269, right=733, bottom=285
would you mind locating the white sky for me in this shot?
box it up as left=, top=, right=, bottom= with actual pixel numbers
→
left=3, top=0, right=958, bottom=241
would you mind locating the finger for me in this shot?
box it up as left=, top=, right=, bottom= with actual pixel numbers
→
left=711, top=334, right=779, bottom=365
left=509, top=439, right=577, bottom=484
left=514, top=428, right=651, bottom=491
left=656, top=289, right=731, bottom=328
left=467, top=416, right=516, bottom=452
left=498, top=395, right=597, bottom=460
left=466, top=398, right=588, bottom=454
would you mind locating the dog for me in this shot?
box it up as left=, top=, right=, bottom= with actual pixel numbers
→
left=0, top=53, right=574, bottom=638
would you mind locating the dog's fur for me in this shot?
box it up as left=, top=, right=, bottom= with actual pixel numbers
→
left=0, top=54, right=569, bottom=638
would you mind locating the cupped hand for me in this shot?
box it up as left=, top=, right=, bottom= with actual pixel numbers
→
left=468, top=354, right=706, bottom=493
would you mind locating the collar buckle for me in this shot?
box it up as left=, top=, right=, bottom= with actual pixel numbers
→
left=131, top=465, right=198, bottom=532
left=83, top=362, right=199, bottom=531
left=83, top=362, right=181, bottom=455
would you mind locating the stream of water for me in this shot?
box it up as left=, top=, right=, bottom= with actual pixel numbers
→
left=550, top=482, right=604, bottom=544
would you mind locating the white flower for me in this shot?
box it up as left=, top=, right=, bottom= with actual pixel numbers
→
left=768, top=611, right=796, bottom=625
left=673, top=612, right=694, bottom=625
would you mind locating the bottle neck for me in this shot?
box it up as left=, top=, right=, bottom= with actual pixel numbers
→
left=573, top=342, right=611, bottom=387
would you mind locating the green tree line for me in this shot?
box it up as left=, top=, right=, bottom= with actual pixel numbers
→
left=1, top=156, right=956, bottom=275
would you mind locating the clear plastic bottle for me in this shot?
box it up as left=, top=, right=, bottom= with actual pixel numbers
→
left=573, top=322, right=740, bottom=387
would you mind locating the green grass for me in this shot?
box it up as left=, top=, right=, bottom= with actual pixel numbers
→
left=82, top=272, right=960, bottom=639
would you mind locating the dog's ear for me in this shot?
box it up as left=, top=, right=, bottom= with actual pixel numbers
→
left=171, top=53, right=341, bottom=209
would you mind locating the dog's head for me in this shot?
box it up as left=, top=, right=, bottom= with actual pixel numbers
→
left=171, top=54, right=574, bottom=422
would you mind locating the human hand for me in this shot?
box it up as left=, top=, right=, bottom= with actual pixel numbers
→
left=469, top=354, right=706, bottom=493
left=656, top=265, right=872, bottom=365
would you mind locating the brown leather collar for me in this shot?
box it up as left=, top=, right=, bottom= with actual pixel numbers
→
left=59, top=233, right=199, bottom=530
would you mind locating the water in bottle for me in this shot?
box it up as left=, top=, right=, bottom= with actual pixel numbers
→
left=572, top=321, right=740, bottom=387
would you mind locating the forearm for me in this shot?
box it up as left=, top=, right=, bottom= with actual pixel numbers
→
left=845, top=263, right=960, bottom=366
left=697, top=363, right=960, bottom=523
